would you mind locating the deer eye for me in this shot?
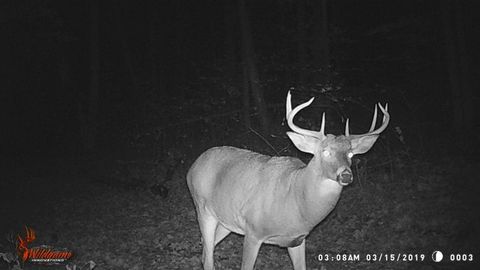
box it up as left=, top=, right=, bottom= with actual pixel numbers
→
left=347, top=152, right=354, bottom=159
left=322, top=150, right=331, bottom=157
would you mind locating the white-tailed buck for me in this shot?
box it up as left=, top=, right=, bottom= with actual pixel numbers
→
left=187, top=91, right=389, bottom=270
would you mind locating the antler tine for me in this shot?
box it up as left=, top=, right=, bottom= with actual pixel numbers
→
left=286, top=91, right=324, bottom=139
left=383, top=103, right=389, bottom=122
left=286, top=91, right=293, bottom=118
left=369, top=104, right=378, bottom=132
left=320, top=112, right=326, bottom=136
left=344, top=118, right=350, bottom=136
left=346, top=102, right=390, bottom=138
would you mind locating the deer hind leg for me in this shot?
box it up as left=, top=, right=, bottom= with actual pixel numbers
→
left=197, top=210, right=218, bottom=270
left=214, top=224, right=231, bottom=246
left=287, top=239, right=306, bottom=270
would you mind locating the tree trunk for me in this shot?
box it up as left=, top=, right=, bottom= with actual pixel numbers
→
left=238, top=0, right=269, bottom=133
left=242, top=59, right=251, bottom=129
left=114, top=3, right=140, bottom=107
left=440, top=1, right=473, bottom=146
left=297, top=0, right=307, bottom=86
left=224, top=0, right=237, bottom=85
left=82, top=0, right=99, bottom=154
left=149, top=0, right=162, bottom=98
left=312, top=0, right=330, bottom=82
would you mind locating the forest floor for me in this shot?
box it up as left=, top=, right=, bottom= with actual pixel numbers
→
left=1, top=150, right=479, bottom=270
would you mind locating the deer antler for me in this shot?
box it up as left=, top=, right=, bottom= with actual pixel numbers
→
left=345, top=103, right=389, bottom=138
left=286, top=91, right=326, bottom=140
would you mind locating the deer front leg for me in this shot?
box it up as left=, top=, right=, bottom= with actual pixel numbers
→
left=287, top=239, right=306, bottom=270
left=240, top=235, right=262, bottom=270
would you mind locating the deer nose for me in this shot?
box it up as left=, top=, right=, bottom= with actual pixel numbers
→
left=337, top=169, right=353, bottom=185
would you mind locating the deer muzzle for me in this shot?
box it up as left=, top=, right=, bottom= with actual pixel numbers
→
left=337, top=169, right=353, bottom=186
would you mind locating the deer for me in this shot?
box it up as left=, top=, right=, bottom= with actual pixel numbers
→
left=187, top=91, right=389, bottom=270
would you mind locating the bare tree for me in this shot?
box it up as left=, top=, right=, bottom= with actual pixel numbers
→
left=149, top=0, right=162, bottom=98
left=297, top=0, right=307, bottom=86
left=440, top=1, right=473, bottom=144
left=312, top=0, right=330, bottom=83
left=238, top=0, right=269, bottom=133
left=114, top=3, right=140, bottom=104
left=80, top=0, right=100, bottom=153
left=224, top=0, right=238, bottom=87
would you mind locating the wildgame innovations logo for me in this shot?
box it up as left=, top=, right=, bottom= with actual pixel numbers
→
left=17, top=226, right=73, bottom=264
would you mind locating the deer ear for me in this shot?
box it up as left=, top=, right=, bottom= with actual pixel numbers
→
left=287, top=132, right=317, bottom=154
left=350, top=135, right=379, bottom=155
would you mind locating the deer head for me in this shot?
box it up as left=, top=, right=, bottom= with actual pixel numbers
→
left=286, top=91, right=389, bottom=186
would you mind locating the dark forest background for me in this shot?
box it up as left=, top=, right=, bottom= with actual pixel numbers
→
left=1, top=0, right=479, bottom=269
left=2, top=0, right=478, bottom=160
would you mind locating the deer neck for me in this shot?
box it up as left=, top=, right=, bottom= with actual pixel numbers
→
left=293, top=156, right=343, bottom=228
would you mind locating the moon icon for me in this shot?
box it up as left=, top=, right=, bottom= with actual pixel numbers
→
left=432, top=251, right=443, bottom=262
